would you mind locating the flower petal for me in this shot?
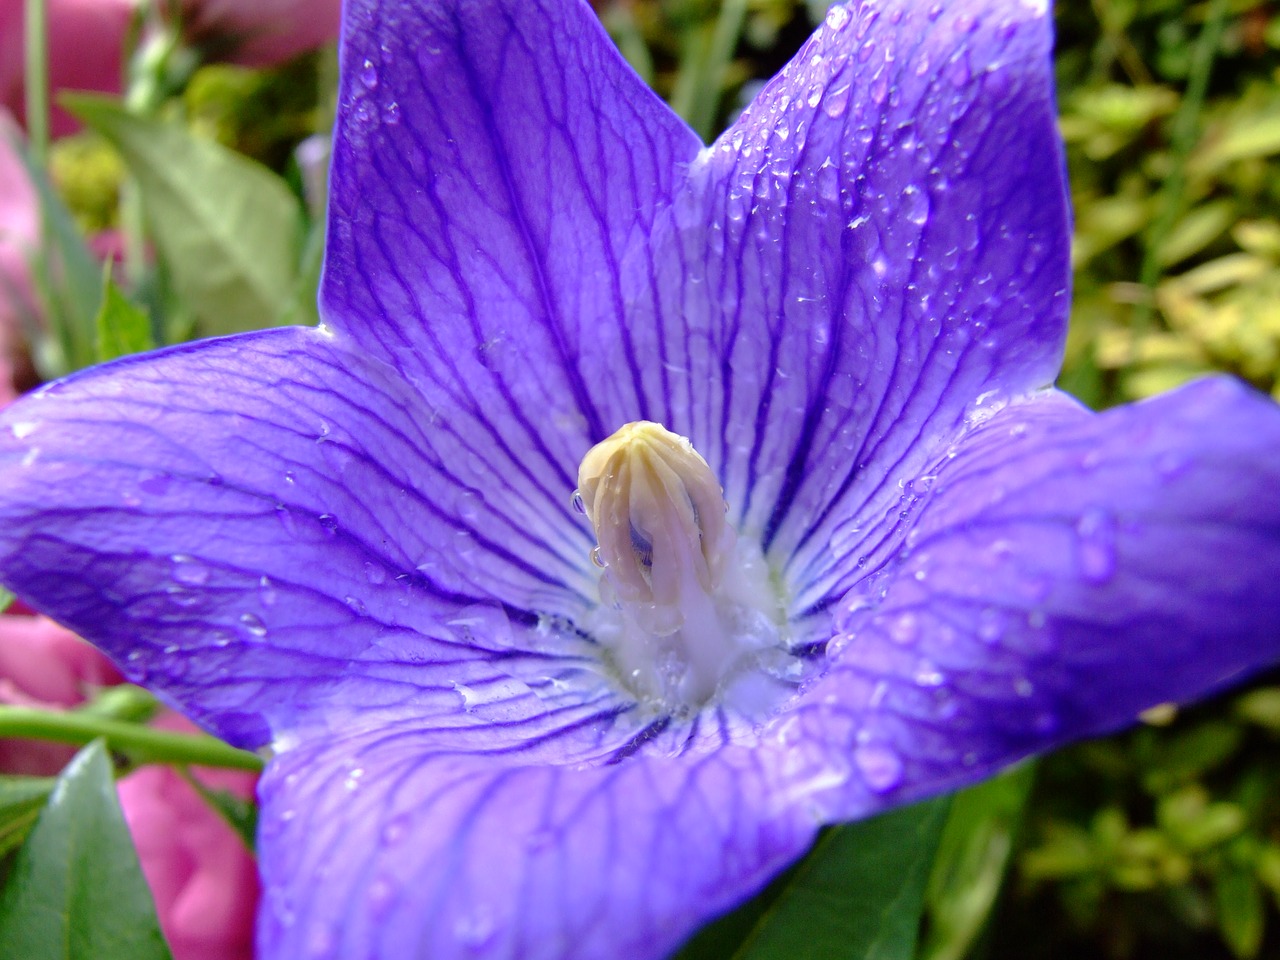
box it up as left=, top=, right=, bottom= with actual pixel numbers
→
left=0, top=327, right=621, bottom=746
left=256, top=722, right=818, bottom=960
left=638, top=0, right=1069, bottom=588
left=323, top=0, right=702, bottom=494
left=790, top=378, right=1280, bottom=812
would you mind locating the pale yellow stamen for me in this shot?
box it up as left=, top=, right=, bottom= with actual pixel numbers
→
left=574, top=422, right=797, bottom=710
left=576, top=421, right=735, bottom=617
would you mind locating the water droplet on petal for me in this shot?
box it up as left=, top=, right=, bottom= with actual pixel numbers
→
left=889, top=611, right=919, bottom=644
left=977, top=607, right=1002, bottom=643
left=239, top=612, right=267, bottom=638
left=454, top=906, right=496, bottom=948
left=948, top=53, right=973, bottom=87
left=381, top=814, right=410, bottom=845
left=1156, top=451, right=1188, bottom=480
left=854, top=743, right=904, bottom=792
left=170, top=554, right=209, bottom=585
left=1075, top=508, right=1117, bottom=584
left=359, top=59, right=378, bottom=88
left=137, top=472, right=172, bottom=496
left=817, top=162, right=840, bottom=201
left=307, top=924, right=336, bottom=959
left=367, top=876, right=395, bottom=916
left=822, top=83, right=851, bottom=119
left=825, top=4, right=851, bottom=30
left=902, top=184, right=930, bottom=225
left=914, top=662, right=945, bottom=687
left=123, top=650, right=148, bottom=683
left=259, top=575, right=279, bottom=607
left=869, top=71, right=889, bottom=105
left=1033, top=710, right=1059, bottom=734
left=526, top=828, right=557, bottom=853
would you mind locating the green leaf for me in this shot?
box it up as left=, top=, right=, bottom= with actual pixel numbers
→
left=675, top=797, right=951, bottom=960
left=921, top=764, right=1037, bottom=960
left=1141, top=720, right=1243, bottom=793
left=176, top=768, right=257, bottom=853
left=0, top=741, right=172, bottom=960
left=0, top=776, right=56, bottom=859
left=1216, top=869, right=1266, bottom=959
left=3, top=129, right=103, bottom=375
left=1157, top=199, right=1235, bottom=267
left=1195, top=112, right=1280, bottom=172
left=279, top=214, right=325, bottom=329
left=94, top=273, right=155, bottom=362
left=66, top=95, right=303, bottom=338
left=1234, top=687, right=1280, bottom=731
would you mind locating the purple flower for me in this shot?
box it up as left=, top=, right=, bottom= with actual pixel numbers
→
left=1, top=0, right=1278, bottom=957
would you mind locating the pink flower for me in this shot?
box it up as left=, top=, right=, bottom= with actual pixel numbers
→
left=0, top=0, right=135, bottom=137
left=119, top=718, right=260, bottom=960
left=0, top=608, right=260, bottom=958
left=2, top=0, right=341, bottom=140
left=184, top=0, right=342, bottom=67
left=0, top=610, right=120, bottom=774
left=0, top=111, right=38, bottom=403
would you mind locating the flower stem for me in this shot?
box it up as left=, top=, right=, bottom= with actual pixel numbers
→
left=0, top=706, right=264, bottom=771
left=1132, top=0, right=1227, bottom=342
left=23, top=0, right=49, bottom=164
left=670, top=0, right=749, bottom=141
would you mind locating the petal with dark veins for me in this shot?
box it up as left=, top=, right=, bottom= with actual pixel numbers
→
left=256, top=720, right=821, bottom=960
left=0, top=327, right=621, bottom=746
left=635, top=0, right=1069, bottom=606
left=789, top=377, right=1280, bottom=815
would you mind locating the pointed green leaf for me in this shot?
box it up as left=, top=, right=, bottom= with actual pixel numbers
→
left=279, top=214, right=325, bottom=328
left=3, top=129, right=102, bottom=375
left=0, top=741, right=172, bottom=960
left=177, top=767, right=257, bottom=853
left=66, top=95, right=303, bottom=338
left=1216, top=869, right=1265, bottom=959
left=0, top=776, right=56, bottom=859
left=94, top=273, right=155, bottom=362
left=921, top=764, right=1036, bottom=960
left=675, top=797, right=951, bottom=960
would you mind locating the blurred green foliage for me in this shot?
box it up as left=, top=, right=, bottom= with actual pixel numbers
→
left=36, top=1, right=1280, bottom=957
left=1056, top=0, right=1280, bottom=411
left=1020, top=3, right=1280, bottom=957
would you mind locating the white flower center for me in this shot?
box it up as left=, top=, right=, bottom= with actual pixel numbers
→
left=576, top=421, right=793, bottom=712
